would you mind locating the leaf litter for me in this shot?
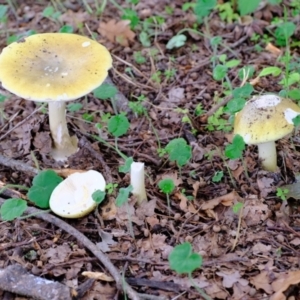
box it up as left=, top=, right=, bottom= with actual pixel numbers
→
left=1, top=1, right=300, bottom=300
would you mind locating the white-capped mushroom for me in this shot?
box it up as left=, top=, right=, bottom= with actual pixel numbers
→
left=234, top=94, right=300, bottom=171
left=49, top=170, right=106, bottom=218
left=0, top=33, right=112, bottom=161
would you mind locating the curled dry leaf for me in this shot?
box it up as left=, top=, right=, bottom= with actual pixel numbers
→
left=200, top=191, right=241, bottom=211
left=98, top=19, right=135, bottom=47
left=82, top=271, right=114, bottom=282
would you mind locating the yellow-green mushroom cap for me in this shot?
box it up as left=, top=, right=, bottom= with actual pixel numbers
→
left=234, top=94, right=300, bottom=171
left=49, top=170, right=106, bottom=218
left=234, top=94, right=300, bottom=144
left=0, top=33, right=112, bottom=101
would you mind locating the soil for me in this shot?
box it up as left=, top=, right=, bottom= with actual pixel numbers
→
left=1, top=1, right=300, bottom=300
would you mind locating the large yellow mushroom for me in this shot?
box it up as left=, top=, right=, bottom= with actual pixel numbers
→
left=0, top=33, right=112, bottom=161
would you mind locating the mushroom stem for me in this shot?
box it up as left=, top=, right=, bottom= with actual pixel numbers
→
left=130, top=162, right=147, bottom=204
left=257, top=141, right=277, bottom=172
left=48, top=101, right=78, bottom=161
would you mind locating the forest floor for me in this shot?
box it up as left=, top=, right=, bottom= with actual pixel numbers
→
left=1, top=0, right=300, bottom=299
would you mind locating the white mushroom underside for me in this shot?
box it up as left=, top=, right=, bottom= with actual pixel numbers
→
left=49, top=170, right=106, bottom=218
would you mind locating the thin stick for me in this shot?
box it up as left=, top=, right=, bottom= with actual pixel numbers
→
left=0, top=154, right=39, bottom=175
left=0, top=197, right=140, bottom=300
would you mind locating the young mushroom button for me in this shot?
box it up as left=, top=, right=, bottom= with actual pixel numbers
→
left=234, top=94, right=300, bottom=172
left=0, top=33, right=112, bottom=161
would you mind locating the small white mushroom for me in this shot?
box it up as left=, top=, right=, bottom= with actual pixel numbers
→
left=130, top=162, right=147, bottom=204
left=49, top=170, right=106, bottom=218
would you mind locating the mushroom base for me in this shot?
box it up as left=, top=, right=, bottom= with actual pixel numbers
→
left=51, top=135, right=78, bottom=162
left=48, top=101, right=78, bottom=161
left=257, top=141, right=277, bottom=172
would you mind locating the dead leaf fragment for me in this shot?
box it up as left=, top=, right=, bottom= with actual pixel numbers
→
left=250, top=270, right=273, bottom=294
left=98, top=19, right=135, bottom=47
left=271, top=270, right=300, bottom=300
left=82, top=271, right=114, bottom=282
left=200, top=191, right=241, bottom=211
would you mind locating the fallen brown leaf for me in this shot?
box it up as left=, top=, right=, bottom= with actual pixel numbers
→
left=98, top=19, right=135, bottom=47
left=271, top=270, right=300, bottom=300
left=82, top=271, right=114, bottom=282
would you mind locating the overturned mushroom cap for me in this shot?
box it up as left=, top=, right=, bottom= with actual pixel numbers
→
left=49, top=170, right=106, bottom=218
left=0, top=33, right=112, bottom=101
left=234, top=94, right=300, bottom=144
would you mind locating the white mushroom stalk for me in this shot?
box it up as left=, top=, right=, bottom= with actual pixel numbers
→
left=257, top=141, right=277, bottom=172
left=130, top=162, right=147, bottom=204
left=48, top=102, right=78, bottom=161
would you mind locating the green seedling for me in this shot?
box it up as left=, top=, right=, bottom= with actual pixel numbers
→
left=27, top=170, right=63, bottom=209
left=212, top=170, right=224, bottom=183
left=59, top=25, right=74, bottom=33
left=276, top=187, right=289, bottom=201
left=115, top=185, right=134, bottom=237
left=42, top=6, right=62, bottom=23
left=0, top=170, right=63, bottom=221
left=119, top=157, right=134, bottom=173
left=274, top=21, right=296, bottom=46
left=108, top=113, right=130, bottom=158
left=225, top=134, right=245, bottom=160
left=93, top=83, right=118, bottom=114
left=233, top=202, right=243, bottom=214
left=133, top=51, right=146, bottom=64
left=169, top=242, right=210, bottom=300
left=67, top=103, right=83, bottom=112
left=165, top=138, right=192, bottom=173
left=106, top=183, right=118, bottom=195
left=0, top=198, right=27, bottom=221
left=194, top=0, right=216, bottom=23
left=158, top=178, right=175, bottom=214
left=129, top=94, right=147, bottom=116
left=0, top=5, right=8, bottom=24
left=92, top=190, right=106, bottom=204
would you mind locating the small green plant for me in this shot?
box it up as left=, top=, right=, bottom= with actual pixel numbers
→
left=42, top=6, right=62, bottom=23
left=115, top=185, right=134, bottom=237
left=27, top=170, right=63, bottom=208
left=168, top=242, right=210, bottom=299
left=212, top=171, right=224, bottom=183
left=225, top=134, right=246, bottom=160
left=165, top=138, right=192, bottom=170
left=93, top=83, right=118, bottom=114
left=92, top=190, right=106, bottom=204
left=133, top=51, right=146, bottom=64
left=0, top=170, right=63, bottom=221
left=276, top=187, right=289, bottom=201
left=232, top=201, right=243, bottom=214
left=0, top=198, right=27, bottom=221
left=158, top=178, right=175, bottom=214
left=106, top=183, right=118, bottom=195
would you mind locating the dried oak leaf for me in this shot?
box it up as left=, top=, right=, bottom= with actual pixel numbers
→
left=98, top=19, right=135, bottom=47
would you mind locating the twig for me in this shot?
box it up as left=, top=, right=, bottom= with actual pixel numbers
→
left=0, top=237, right=36, bottom=251
left=203, top=95, right=233, bottom=119
left=0, top=197, right=140, bottom=300
left=188, top=35, right=249, bottom=74
left=0, top=105, right=45, bottom=141
left=0, top=264, right=73, bottom=300
left=0, top=154, right=39, bottom=175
